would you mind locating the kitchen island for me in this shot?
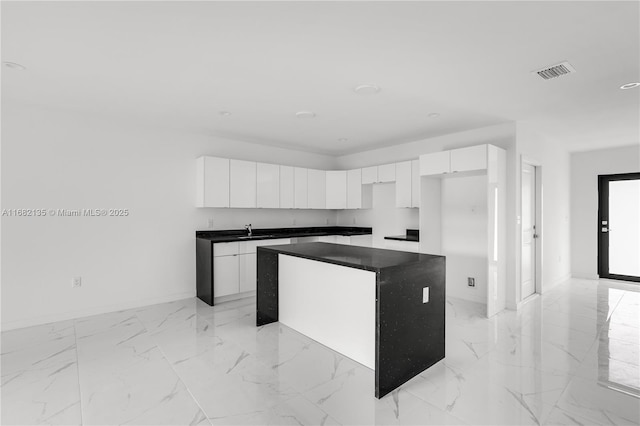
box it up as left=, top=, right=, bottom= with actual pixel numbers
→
left=256, top=242, right=445, bottom=398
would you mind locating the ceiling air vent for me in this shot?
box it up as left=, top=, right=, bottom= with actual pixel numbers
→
left=533, top=61, right=576, bottom=80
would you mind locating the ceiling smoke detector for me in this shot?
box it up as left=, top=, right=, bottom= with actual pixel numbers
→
left=533, top=61, right=576, bottom=80
left=620, top=82, right=640, bottom=90
left=295, top=111, right=316, bottom=119
left=353, top=84, right=381, bottom=95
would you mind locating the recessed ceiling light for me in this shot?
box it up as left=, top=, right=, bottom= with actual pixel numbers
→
left=295, top=111, right=316, bottom=119
left=620, top=82, right=640, bottom=90
left=427, top=113, right=440, bottom=118
left=219, top=111, right=231, bottom=116
left=3, top=61, right=26, bottom=71
left=338, top=138, right=348, bottom=142
left=353, top=84, right=381, bottom=95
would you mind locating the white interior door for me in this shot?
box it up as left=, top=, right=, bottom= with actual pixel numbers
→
left=521, top=163, right=536, bottom=299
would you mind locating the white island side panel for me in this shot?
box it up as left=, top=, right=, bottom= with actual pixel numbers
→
left=278, top=254, right=376, bottom=370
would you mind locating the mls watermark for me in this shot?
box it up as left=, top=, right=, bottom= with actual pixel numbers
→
left=1, top=208, right=130, bottom=217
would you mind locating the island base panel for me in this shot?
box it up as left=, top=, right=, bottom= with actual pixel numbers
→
left=257, top=249, right=279, bottom=326
left=376, top=257, right=446, bottom=398
left=196, top=238, right=214, bottom=306
left=279, top=254, right=376, bottom=369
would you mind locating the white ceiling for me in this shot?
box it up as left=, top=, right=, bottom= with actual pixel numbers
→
left=2, top=1, right=639, bottom=156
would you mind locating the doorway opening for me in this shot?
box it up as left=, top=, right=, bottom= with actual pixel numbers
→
left=521, top=159, right=542, bottom=302
left=598, top=173, right=640, bottom=282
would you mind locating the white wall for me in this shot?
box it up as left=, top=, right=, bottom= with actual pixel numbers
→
left=570, top=145, right=640, bottom=279
left=441, top=175, right=488, bottom=303
left=515, top=123, right=572, bottom=303
left=337, top=183, right=418, bottom=247
left=1, top=104, right=337, bottom=330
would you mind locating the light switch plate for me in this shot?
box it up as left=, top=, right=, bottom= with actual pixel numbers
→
left=422, top=287, right=429, bottom=303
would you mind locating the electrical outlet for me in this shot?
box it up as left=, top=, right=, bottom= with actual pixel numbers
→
left=72, top=276, right=82, bottom=288
left=467, top=277, right=475, bottom=287
left=422, top=287, right=430, bottom=303
left=207, top=218, right=214, bottom=228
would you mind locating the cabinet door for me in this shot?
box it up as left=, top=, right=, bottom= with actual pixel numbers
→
left=280, top=165, right=294, bottom=209
left=256, top=162, right=280, bottom=208
left=361, top=166, right=378, bottom=184
left=420, top=151, right=450, bottom=176
left=384, top=239, right=420, bottom=253
left=239, top=253, right=257, bottom=293
left=230, top=159, right=256, bottom=208
left=307, top=169, right=326, bottom=209
left=334, top=235, right=351, bottom=245
left=395, top=161, right=412, bottom=208
left=294, top=167, right=308, bottom=209
left=326, top=171, right=347, bottom=209
left=347, top=169, right=362, bottom=209
left=213, top=255, right=239, bottom=297
left=196, top=156, right=230, bottom=208
left=318, top=235, right=337, bottom=243
left=450, top=145, right=487, bottom=173
left=411, top=159, right=420, bottom=208
left=378, top=163, right=396, bottom=183
left=349, top=235, right=372, bottom=247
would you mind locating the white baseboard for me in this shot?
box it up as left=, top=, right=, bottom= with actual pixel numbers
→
left=1, top=291, right=195, bottom=332
left=571, top=273, right=600, bottom=280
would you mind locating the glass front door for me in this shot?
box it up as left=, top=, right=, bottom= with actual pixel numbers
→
left=598, top=173, right=640, bottom=282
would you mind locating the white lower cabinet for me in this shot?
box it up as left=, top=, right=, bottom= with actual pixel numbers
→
left=383, top=239, right=420, bottom=253
left=213, top=255, right=240, bottom=297
left=238, top=253, right=257, bottom=293
left=213, top=238, right=291, bottom=297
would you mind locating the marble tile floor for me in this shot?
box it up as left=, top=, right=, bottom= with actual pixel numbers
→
left=1, top=278, right=639, bottom=425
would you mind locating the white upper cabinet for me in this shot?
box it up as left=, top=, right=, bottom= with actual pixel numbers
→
left=450, top=145, right=487, bottom=173
left=347, top=169, right=362, bottom=209
left=411, top=159, right=420, bottom=208
left=230, top=159, right=256, bottom=208
left=294, top=167, right=308, bottom=209
left=279, top=165, right=294, bottom=209
left=196, top=156, right=230, bottom=208
left=256, top=162, right=280, bottom=208
left=420, top=145, right=488, bottom=176
left=361, top=166, right=378, bottom=184
left=395, top=161, right=412, bottom=208
left=307, top=169, right=326, bottom=209
left=326, top=171, right=347, bottom=209
left=420, top=151, right=451, bottom=176
left=362, top=164, right=396, bottom=184
left=377, top=163, right=396, bottom=183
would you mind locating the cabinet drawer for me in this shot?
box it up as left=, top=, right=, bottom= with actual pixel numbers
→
left=214, top=242, right=239, bottom=257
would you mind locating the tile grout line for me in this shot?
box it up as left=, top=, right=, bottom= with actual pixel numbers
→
left=138, top=311, right=214, bottom=425
left=72, top=320, right=85, bottom=426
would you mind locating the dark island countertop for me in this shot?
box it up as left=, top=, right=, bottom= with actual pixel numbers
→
left=196, top=226, right=372, bottom=243
left=258, top=242, right=442, bottom=272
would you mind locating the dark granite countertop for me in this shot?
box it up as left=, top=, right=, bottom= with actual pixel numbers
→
left=196, top=226, right=372, bottom=243
left=384, top=235, right=419, bottom=242
left=384, top=228, right=419, bottom=242
left=258, top=242, right=442, bottom=272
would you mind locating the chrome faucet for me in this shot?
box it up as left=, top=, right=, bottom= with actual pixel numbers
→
left=245, top=223, right=252, bottom=237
